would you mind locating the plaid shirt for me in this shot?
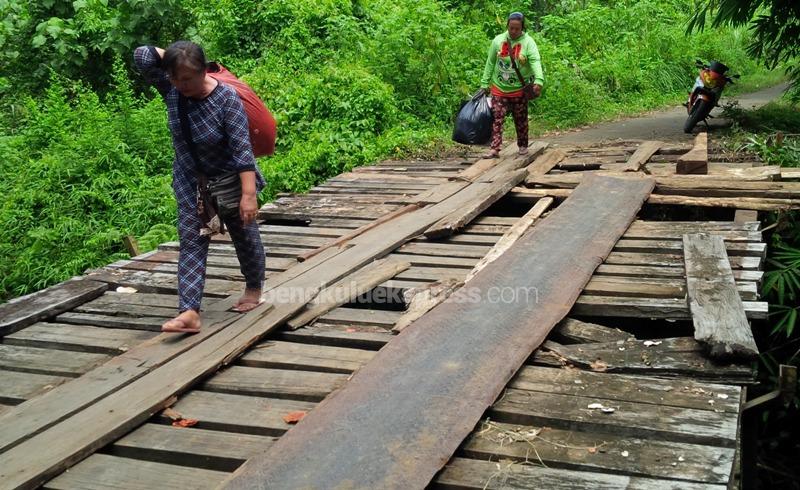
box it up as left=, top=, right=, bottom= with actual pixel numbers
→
left=133, top=46, right=265, bottom=207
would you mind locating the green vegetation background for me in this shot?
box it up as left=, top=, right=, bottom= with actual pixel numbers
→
left=0, top=0, right=782, bottom=300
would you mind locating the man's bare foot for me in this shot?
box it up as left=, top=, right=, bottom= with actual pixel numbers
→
left=232, top=288, right=263, bottom=313
left=162, top=309, right=202, bottom=333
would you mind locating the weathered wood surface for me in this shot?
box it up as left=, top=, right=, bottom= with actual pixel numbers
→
left=525, top=148, right=567, bottom=176
left=0, top=371, right=68, bottom=405
left=3, top=322, right=157, bottom=355
left=514, top=185, right=800, bottom=211
left=202, top=366, right=348, bottom=402
left=286, top=259, right=409, bottom=329
left=240, top=340, right=375, bottom=373
left=623, top=140, right=662, bottom=172
left=392, top=278, right=464, bottom=333
left=541, top=337, right=755, bottom=381
left=677, top=132, right=709, bottom=175
left=435, top=456, right=726, bottom=489
left=551, top=317, right=631, bottom=344
left=0, top=345, right=109, bottom=378
left=111, top=423, right=275, bottom=471
left=462, top=421, right=734, bottom=484
left=222, top=174, right=654, bottom=489
left=0, top=151, right=564, bottom=489
left=464, top=197, right=553, bottom=282
left=43, top=453, right=228, bottom=490
left=424, top=169, right=528, bottom=239
left=0, top=278, right=107, bottom=337
left=684, top=234, right=759, bottom=359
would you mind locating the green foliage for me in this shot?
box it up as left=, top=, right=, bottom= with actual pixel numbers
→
left=0, top=0, right=782, bottom=299
left=0, top=0, right=194, bottom=92
left=0, top=61, right=175, bottom=299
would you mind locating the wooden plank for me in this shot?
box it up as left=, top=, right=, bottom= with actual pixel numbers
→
left=510, top=365, right=741, bottom=412
left=240, top=340, right=375, bottom=373
left=551, top=317, right=630, bottom=344
left=2, top=166, right=559, bottom=488
left=424, top=169, right=528, bottom=239
left=525, top=148, right=567, bottom=176
left=435, top=456, right=726, bottom=489
left=54, top=312, right=166, bottom=331
left=43, top=454, right=227, bottom=490
left=317, top=307, right=402, bottom=328
left=162, top=390, right=316, bottom=436
left=615, top=239, right=765, bottom=257
left=623, top=140, right=662, bottom=172
left=542, top=338, right=754, bottom=381
left=0, top=371, right=68, bottom=405
left=222, top=174, right=654, bottom=489
left=0, top=345, right=109, bottom=378
left=4, top=323, right=157, bottom=354
left=392, top=278, right=464, bottom=333
left=397, top=241, right=491, bottom=259
left=464, top=197, right=553, bottom=282
left=0, top=278, right=107, bottom=337
left=677, top=132, right=708, bottom=175
left=514, top=186, right=800, bottom=211
left=111, top=424, right=275, bottom=471
left=203, top=366, right=348, bottom=402
left=279, top=324, right=392, bottom=350
left=286, top=259, right=409, bottom=329
left=684, top=234, right=759, bottom=359
left=462, top=421, right=734, bottom=484
left=573, top=295, right=768, bottom=320
left=296, top=204, right=420, bottom=262
left=734, top=209, right=759, bottom=224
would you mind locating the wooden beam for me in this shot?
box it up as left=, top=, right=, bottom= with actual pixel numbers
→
left=424, top=169, right=528, bottom=239
left=551, top=317, right=631, bottom=344
left=391, top=278, right=463, bottom=334
left=286, top=259, right=410, bottom=329
left=511, top=187, right=800, bottom=211
left=221, top=174, right=654, bottom=489
left=0, top=278, right=107, bottom=337
left=296, top=204, right=420, bottom=262
left=683, top=233, right=759, bottom=359
left=623, top=140, right=662, bottom=172
left=464, top=197, right=553, bottom=282
left=677, top=132, right=708, bottom=175
left=524, top=148, right=567, bottom=177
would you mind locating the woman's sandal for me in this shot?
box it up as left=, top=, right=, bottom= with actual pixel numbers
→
left=482, top=150, right=500, bottom=159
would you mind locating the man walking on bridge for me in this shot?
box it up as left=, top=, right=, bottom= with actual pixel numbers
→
left=480, top=12, right=544, bottom=158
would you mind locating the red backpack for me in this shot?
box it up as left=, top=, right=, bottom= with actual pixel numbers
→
left=207, top=62, right=276, bottom=157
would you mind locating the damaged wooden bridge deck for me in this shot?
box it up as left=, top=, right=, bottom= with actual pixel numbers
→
left=0, top=136, right=784, bottom=489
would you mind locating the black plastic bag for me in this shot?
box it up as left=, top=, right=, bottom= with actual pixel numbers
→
left=452, top=90, right=493, bottom=145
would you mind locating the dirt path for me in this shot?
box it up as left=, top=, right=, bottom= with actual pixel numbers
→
left=543, top=82, right=789, bottom=146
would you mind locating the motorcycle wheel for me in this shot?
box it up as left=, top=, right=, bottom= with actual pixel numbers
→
left=683, top=98, right=710, bottom=133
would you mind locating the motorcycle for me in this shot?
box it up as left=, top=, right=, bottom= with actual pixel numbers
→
left=683, top=60, right=739, bottom=133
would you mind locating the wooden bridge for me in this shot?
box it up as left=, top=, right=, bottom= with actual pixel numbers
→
left=0, top=135, right=790, bottom=489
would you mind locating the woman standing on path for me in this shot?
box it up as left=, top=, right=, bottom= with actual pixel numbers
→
left=480, top=12, right=544, bottom=158
left=134, top=41, right=266, bottom=333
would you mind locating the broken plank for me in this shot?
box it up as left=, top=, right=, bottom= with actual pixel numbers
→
left=525, top=148, right=567, bottom=176
left=464, top=197, right=553, bottom=282
left=623, top=140, right=662, bottom=172
left=573, top=295, right=767, bottom=320
left=286, top=259, right=409, bottom=329
left=424, top=169, right=528, bottom=239
left=435, top=457, right=726, bottom=490
left=541, top=338, right=754, bottom=381
left=677, top=132, right=708, bottom=175
left=684, top=233, right=759, bottom=359
left=551, top=317, right=631, bottom=344
left=462, top=422, right=734, bottom=484
left=0, top=278, right=107, bottom=337
left=392, top=278, right=464, bottom=333
left=222, top=174, right=654, bottom=489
